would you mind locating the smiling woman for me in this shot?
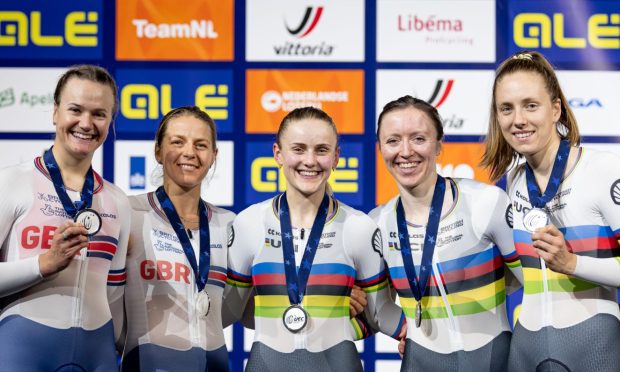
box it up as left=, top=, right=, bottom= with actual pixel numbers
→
left=0, top=65, right=131, bottom=371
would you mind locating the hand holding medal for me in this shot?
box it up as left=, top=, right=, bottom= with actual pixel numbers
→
left=524, top=140, right=576, bottom=273
left=39, top=221, right=89, bottom=277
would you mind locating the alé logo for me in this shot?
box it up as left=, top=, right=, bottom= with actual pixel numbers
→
left=420, top=79, right=463, bottom=129
left=274, top=6, right=333, bottom=56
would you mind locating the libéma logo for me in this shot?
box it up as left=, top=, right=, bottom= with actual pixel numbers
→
left=275, top=6, right=334, bottom=56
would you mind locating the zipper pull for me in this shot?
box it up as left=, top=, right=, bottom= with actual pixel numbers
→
left=300, top=228, right=305, bottom=240
left=187, top=229, right=193, bottom=239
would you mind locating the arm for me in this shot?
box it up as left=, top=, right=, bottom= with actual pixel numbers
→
left=347, top=215, right=405, bottom=339
left=221, top=210, right=259, bottom=328
left=107, top=192, right=131, bottom=345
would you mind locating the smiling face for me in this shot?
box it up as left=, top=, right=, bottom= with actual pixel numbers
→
left=52, top=77, right=115, bottom=163
left=494, top=71, right=562, bottom=161
left=274, top=118, right=339, bottom=199
left=378, top=107, right=441, bottom=192
left=155, top=114, right=217, bottom=192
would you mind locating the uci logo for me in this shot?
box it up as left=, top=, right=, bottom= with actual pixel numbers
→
left=250, top=157, right=359, bottom=193
left=120, top=84, right=229, bottom=120
left=513, top=13, right=620, bottom=49
left=0, top=11, right=98, bottom=47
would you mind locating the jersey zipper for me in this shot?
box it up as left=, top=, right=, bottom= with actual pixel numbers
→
left=73, top=245, right=88, bottom=327
left=432, top=260, right=464, bottom=351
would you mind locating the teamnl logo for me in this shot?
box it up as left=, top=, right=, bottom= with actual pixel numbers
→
left=510, top=2, right=620, bottom=62
left=245, top=141, right=364, bottom=206
left=275, top=6, right=334, bottom=56
left=415, top=79, right=463, bottom=130
left=116, top=69, right=233, bottom=134
left=0, top=1, right=102, bottom=59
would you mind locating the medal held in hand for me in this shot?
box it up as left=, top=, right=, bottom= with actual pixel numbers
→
left=279, top=192, right=330, bottom=333
left=396, top=175, right=446, bottom=328
left=524, top=140, right=570, bottom=233
left=156, top=186, right=212, bottom=317
left=44, top=147, right=101, bottom=236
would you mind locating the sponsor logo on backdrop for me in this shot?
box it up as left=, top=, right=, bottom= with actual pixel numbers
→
left=376, top=69, right=494, bottom=135
left=114, top=141, right=234, bottom=206
left=246, top=142, right=363, bottom=206
left=0, top=68, right=65, bottom=132
left=246, top=0, right=364, bottom=61
left=376, top=143, right=491, bottom=205
left=116, top=69, right=232, bottom=134
left=377, top=0, right=495, bottom=62
left=0, top=0, right=102, bottom=59
left=568, top=98, right=603, bottom=109
left=246, top=69, right=363, bottom=134
left=509, top=0, right=620, bottom=62
left=116, top=0, right=233, bottom=61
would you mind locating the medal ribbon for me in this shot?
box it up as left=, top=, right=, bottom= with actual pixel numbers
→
left=43, top=147, right=94, bottom=218
left=155, top=186, right=210, bottom=292
left=396, top=174, right=446, bottom=302
left=280, top=192, right=329, bottom=305
left=525, top=140, right=570, bottom=208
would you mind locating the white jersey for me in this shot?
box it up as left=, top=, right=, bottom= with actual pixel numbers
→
left=225, top=195, right=404, bottom=353
left=370, top=178, right=523, bottom=354
left=122, top=192, right=235, bottom=368
left=0, top=158, right=130, bottom=369
left=509, top=146, right=620, bottom=331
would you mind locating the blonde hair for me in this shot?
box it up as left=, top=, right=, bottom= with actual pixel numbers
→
left=481, top=51, right=580, bottom=181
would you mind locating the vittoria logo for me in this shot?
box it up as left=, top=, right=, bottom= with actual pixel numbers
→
left=611, top=179, right=620, bottom=205
left=274, top=6, right=334, bottom=56
left=285, top=6, right=323, bottom=38
left=372, top=229, right=383, bottom=258
left=426, top=79, right=454, bottom=109
left=505, top=204, right=514, bottom=228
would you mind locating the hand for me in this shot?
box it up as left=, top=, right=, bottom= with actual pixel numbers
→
left=38, top=221, right=89, bottom=277
left=532, top=224, right=577, bottom=275
left=397, top=320, right=407, bottom=359
left=349, top=285, right=368, bottom=318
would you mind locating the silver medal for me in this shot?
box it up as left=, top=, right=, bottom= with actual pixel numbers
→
left=282, top=305, right=308, bottom=333
left=195, top=290, right=211, bottom=318
left=74, top=208, right=102, bottom=236
left=415, top=302, right=422, bottom=328
left=523, top=208, right=549, bottom=233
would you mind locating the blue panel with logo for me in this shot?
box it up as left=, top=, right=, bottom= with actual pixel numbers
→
left=245, top=141, right=364, bottom=207
left=509, top=0, right=620, bottom=63
left=0, top=0, right=102, bottom=60
left=115, top=69, right=233, bottom=135
left=129, top=156, right=146, bottom=190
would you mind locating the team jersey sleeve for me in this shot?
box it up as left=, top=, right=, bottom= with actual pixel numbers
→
left=0, top=167, right=44, bottom=297
left=484, top=187, right=524, bottom=287
left=107, top=189, right=131, bottom=344
left=345, top=213, right=405, bottom=340
left=222, top=208, right=259, bottom=327
left=571, top=152, right=620, bottom=287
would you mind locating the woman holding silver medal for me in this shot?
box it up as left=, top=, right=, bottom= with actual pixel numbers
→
left=482, top=51, right=620, bottom=371
left=225, top=107, right=405, bottom=371
left=370, top=95, right=523, bottom=371
left=0, top=65, right=130, bottom=371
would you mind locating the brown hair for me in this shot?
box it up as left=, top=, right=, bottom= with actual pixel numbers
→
left=154, top=106, right=217, bottom=151
left=376, top=95, right=444, bottom=144
left=275, top=106, right=339, bottom=147
left=54, top=65, right=118, bottom=115
left=481, top=51, right=580, bottom=181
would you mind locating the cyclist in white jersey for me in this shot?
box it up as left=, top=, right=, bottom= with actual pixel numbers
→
left=226, top=107, right=405, bottom=372
left=371, top=96, right=523, bottom=371
left=0, top=65, right=130, bottom=371
left=482, top=51, right=620, bottom=371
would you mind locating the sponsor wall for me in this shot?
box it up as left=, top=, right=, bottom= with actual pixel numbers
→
left=0, top=0, right=618, bottom=371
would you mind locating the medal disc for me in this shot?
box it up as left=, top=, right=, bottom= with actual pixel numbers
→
left=523, top=208, right=549, bottom=233
left=282, top=305, right=308, bottom=333
left=415, top=302, right=422, bottom=328
left=74, top=208, right=102, bottom=236
left=195, top=290, right=210, bottom=318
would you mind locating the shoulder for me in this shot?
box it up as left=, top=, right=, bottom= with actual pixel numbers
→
left=453, top=177, right=506, bottom=199
left=0, top=161, right=34, bottom=182
left=368, top=195, right=398, bottom=224
left=128, top=193, right=151, bottom=212
left=101, top=179, right=130, bottom=204
left=207, top=203, right=236, bottom=225
left=580, top=146, right=620, bottom=171
left=337, top=201, right=378, bottom=230
left=235, top=198, right=274, bottom=223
